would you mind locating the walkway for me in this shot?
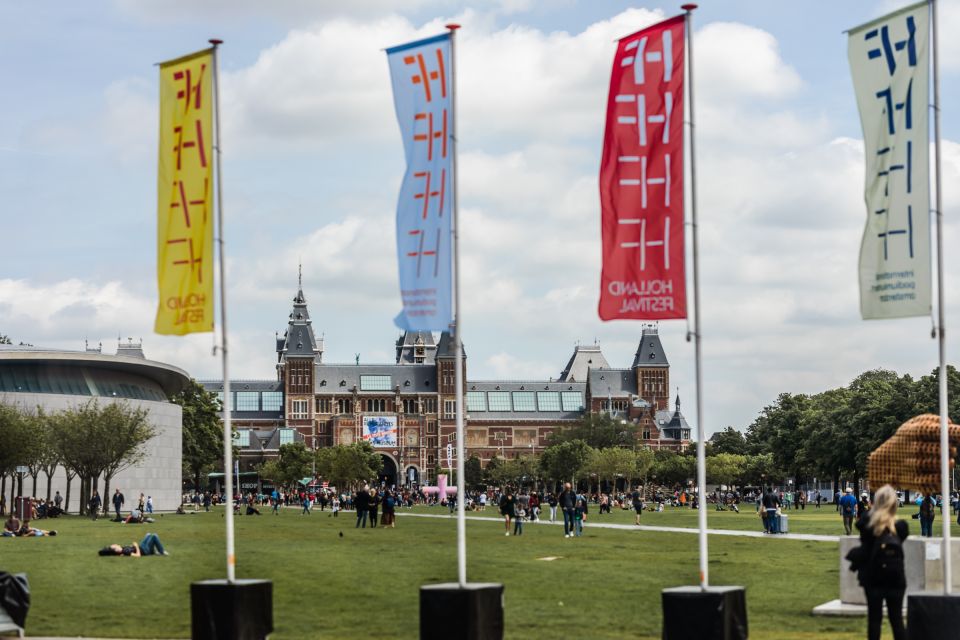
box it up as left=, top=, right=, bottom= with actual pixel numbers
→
left=397, top=511, right=839, bottom=542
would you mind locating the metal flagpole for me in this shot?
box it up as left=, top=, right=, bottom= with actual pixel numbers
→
left=209, top=38, right=236, bottom=584
left=930, top=0, right=950, bottom=594
left=681, top=3, right=708, bottom=591
left=446, top=22, right=467, bottom=589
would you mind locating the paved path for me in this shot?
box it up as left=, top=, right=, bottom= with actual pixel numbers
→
left=397, top=511, right=839, bottom=542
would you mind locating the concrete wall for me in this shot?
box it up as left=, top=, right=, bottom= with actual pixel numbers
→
left=839, top=535, right=960, bottom=604
left=2, top=392, right=182, bottom=512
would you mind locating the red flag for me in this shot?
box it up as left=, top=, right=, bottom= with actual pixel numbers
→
left=599, top=15, right=686, bottom=321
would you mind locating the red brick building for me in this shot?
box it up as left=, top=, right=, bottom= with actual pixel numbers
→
left=203, top=281, right=691, bottom=486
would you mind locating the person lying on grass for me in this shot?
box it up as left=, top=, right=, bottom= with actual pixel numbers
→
left=98, top=532, right=168, bottom=557
left=2, top=517, right=57, bottom=537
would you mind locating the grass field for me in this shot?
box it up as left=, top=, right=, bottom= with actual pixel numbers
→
left=3, top=504, right=952, bottom=639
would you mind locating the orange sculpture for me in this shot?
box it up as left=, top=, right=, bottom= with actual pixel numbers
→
left=868, top=414, right=960, bottom=494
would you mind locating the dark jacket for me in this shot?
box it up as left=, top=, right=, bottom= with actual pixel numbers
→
left=354, top=491, right=370, bottom=510
left=855, top=517, right=909, bottom=589
left=559, top=490, right=576, bottom=510
left=761, top=492, right=780, bottom=509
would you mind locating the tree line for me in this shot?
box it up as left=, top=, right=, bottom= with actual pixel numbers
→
left=0, top=400, right=156, bottom=514
left=460, top=367, right=956, bottom=495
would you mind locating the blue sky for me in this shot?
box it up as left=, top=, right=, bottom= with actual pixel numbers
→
left=1, top=1, right=958, bottom=434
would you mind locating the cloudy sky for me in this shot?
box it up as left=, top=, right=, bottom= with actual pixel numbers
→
left=1, top=1, right=959, bottom=435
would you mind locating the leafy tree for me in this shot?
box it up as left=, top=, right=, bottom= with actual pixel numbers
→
left=710, top=427, right=748, bottom=455
left=912, top=365, right=960, bottom=419
left=0, top=403, right=34, bottom=506
left=652, top=449, right=695, bottom=487
left=259, top=442, right=314, bottom=489
left=99, top=402, right=155, bottom=511
left=547, top=414, right=638, bottom=449
left=0, top=334, right=10, bottom=345
left=706, top=453, right=747, bottom=487
left=464, top=455, right=483, bottom=488
left=49, top=401, right=106, bottom=515
left=171, top=379, right=224, bottom=491
left=634, top=447, right=656, bottom=492
left=539, top=439, right=593, bottom=486
left=585, top=447, right=637, bottom=493
left=315, top=442, right=382, bottom=491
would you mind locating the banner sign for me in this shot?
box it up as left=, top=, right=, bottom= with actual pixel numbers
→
left=849, top=2, right=930, bottom=319
left=599, top=15, right=686, bottom=321
left=386, top=33, right=454, bottom=331
left=362, top=416, right=398, bottom=447
left=155, top=49, right=215, bottom=335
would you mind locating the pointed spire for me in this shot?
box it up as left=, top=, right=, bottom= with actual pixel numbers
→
left=294, top=263, right=306, bottom=304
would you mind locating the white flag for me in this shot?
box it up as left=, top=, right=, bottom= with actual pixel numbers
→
left=849, top=1, right=930, bottom=319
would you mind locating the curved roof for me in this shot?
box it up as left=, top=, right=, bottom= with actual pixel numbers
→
left=0, top=346, right=191, bottom=397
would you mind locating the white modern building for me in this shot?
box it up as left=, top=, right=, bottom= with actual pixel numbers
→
left=0, top=341, right=189, bottom=512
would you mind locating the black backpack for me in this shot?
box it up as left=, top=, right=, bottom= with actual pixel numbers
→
left=870, top=530, right=905, bottom=585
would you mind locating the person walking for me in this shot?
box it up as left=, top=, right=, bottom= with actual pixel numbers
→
left=574, top=493, right=587, bottom=537
left=559, top=483, right=577, bottom=538
left=53, top=491, right=63, bottom=511
left=547, top=493, right=558, bottom=523
left=146, top=496, right=153, bottom=514
left=513, top=502, right=525, bottom=536
left=89, top=490, right=102, bottom=521
left=919, top=493, right=936, bottom=537
left=331, top=495, right=340, bottom=517
left=840, top=488, right=859, bottom=535
left=855, top=485, right=908, bottom=640
left=112, top=488, right=125, bottom=521
left=499, top=488, right=516, bottom=536
left=632, top=489, right=644, bottom=525
left=383, top=491, right=396, bottom=528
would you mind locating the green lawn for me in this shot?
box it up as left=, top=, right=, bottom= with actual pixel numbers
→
left=2, top=504, right=944, bottom=639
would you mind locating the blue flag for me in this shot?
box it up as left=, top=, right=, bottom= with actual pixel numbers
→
left=386, top=33, right=454, bottom=331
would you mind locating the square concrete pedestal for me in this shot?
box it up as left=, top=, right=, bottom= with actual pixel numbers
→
left=191, top=579, right=273, bottom=640
left=661, top=586, right=747, bottom=640
left=907, top=593, right=960, bottom=640
left=420, top=583, right=504, bottom=640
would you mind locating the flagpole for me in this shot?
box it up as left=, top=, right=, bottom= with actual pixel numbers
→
left=930, top=0, right=950, bottom=594
left=446, top=22, right=467, bottom=589
left=209, top=38, right=236, bottom=585
left=681, top=3, right=708, bottom=591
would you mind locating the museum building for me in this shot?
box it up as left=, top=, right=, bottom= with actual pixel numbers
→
left=203, top=281, right=692, bottom=486
left=0, top=340, right=190, bottom=511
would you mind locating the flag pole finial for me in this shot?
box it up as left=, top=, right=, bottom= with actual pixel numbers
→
left=209, top=38, right=223, bottom=46
left=681, top=4, right=697, bottom=11
left=446, top=23, right=461, bottom=31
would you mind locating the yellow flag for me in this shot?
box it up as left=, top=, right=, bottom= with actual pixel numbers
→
left=155, top=49, right=215, bottom=335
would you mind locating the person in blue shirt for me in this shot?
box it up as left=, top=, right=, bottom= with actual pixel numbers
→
left=839, top=487, right=859, bottom=535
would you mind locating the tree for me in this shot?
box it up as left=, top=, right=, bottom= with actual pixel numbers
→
left=547, top=414, right=639, bottom=449
left=0, top=403, right=34, bottom=508
left=315, top=442, right=382, bottom=491
left=464, top=455, right=483, bottom=488
left=706, top=453, right=747, bottom=487
left=99, top=402, right=156, bottom=512
left=171, top=379, right=224, bottom=491
left=539, top=439, right=593, bottom=487
left=0, top=334, right=10, bottom=345
left=710, top=427, right=748, bottom=455
left=652, top=449, right=695, bottom=487
left=49, top=401, right=106, bottom=515
left=634, top=447, right=655, bottom=488
left=259, top=442, right=313, bottom=489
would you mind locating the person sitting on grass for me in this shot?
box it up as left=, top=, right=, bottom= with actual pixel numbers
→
left=246, top=503, right=262, bottom=516
left=3, top=514, right=21, bottom=537
left=98, top=532, right=168, bottom=557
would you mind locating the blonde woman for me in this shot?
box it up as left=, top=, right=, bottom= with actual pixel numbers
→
left=856, top=485, right=908, bottom=640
